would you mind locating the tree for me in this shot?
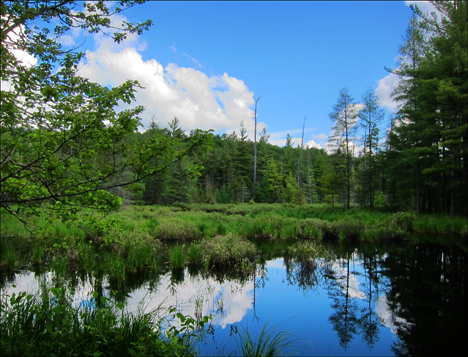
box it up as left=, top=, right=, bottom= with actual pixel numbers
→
left=329, top=87, right=359, bottom=209
left=319, top=169, right=341, bottom=208
left=263, top=158, right=283, bottom=203
left=359, top=88, right=384, bottom=207
left=386, top=1, right=467, bottom=216
left=0, top=1, right=213, bottom=229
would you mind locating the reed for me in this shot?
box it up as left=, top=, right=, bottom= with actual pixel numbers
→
left=187, top=243, right=203, bottom=265
left=169, top=244, right=186, bottom=269
left=232, top=323, right=294, bottom=357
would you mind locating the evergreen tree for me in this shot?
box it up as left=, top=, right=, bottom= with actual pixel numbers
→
left=359, top=88, right=385, bottom=207
left=329, top=87, right=359, bottom=209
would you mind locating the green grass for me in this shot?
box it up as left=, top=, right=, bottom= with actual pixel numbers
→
left=231, top=323, right=294, bottom=357
left=2, top=203, right=466, bottom=277
left=187, top=243, right=203, bottom=265
left=0, top=286, right=197, bottom=357
left=169, top=245, right=186, bottom=269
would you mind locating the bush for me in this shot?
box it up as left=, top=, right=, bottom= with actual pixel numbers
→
left=386, top=212, right=415, bottom=232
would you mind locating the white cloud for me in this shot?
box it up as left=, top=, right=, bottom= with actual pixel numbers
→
left=305, top=140, right=322, bottom=149
left=331, top=260, right=366, bottom=300
left=77, top=14, right=256, bottom=133
left=375, top=73, right=401, bottom=112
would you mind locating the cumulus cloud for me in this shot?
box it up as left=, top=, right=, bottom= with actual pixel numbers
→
left=305, top=140, right=323, bottom=149
left=266, top=129, right=329, bottom=149
left=2, top=19, right=37, bottom=68
left=76, top=14, right=257, bottom=133
left=375, top=73, right=402, bottom=112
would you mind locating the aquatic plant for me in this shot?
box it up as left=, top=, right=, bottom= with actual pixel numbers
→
left=201, top=233, right=257, bottom=268
left=0, top=287, right=197, bottom=357
left=288, top=241, right=331, bottom=262
left=232, top=323, right=294, bottom=357
left=169, top=244, right=186, bottom=269
left=187, top=243, right=203, bottom=265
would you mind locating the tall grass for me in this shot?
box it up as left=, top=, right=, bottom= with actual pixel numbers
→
left=0, top=286, right=196, bottom=357
left=232, top=323, right=294, bottom=357
left=2, top=203, right=466, bottom=278
left=169, top=245, right=186, bottom=269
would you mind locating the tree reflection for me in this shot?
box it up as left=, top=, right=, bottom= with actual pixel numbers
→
left=359, top=254, right=380, bottom=348
left=327, top=252, right=360, bottom=349
left=381, top=243, right=468, bottom=356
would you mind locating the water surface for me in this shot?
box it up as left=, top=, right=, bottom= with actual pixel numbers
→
left=2, top=241, right=467, bottom=356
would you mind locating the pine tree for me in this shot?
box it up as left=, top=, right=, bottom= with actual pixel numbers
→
left=360, top=88, right=384, bottom=207
left=329, top=87, right=359, bottom=209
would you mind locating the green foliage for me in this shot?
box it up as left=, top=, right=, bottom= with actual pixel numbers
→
left=1, top=1, right=213, bottom=232
left=166, top=306, right=212, bottom=355
left=386, top=212, right=415, bottom=232
left=187, top=243, right=203, bottom=265
left=0, top=286, right=196, bottom=357
left=386, top=2, right=468, bottom=216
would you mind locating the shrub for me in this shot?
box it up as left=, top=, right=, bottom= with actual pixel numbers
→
left=386, top=212, right=415, bottom=232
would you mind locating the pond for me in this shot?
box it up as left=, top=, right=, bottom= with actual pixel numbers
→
left=2, top=240, right=467, bottom=356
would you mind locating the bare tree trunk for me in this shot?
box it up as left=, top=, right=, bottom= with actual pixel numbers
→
left=252, top=96, right=260, bottom=201
left=297, top=117, right=307, bottom=186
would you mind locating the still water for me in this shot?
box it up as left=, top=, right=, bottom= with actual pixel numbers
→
left=3, top=241, right=467, bottom=356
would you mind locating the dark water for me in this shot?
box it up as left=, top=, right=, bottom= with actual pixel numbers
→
left=2, top=241, right=467, bottom=356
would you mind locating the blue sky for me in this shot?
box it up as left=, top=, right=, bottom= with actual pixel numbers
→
left=68, top=1, right=436, bottom=148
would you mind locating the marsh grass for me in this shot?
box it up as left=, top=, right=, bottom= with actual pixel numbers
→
left=104, top=255, right=126, bottom=281
left=413, top=215, right=466, bottom=235
left=187, top=243, right=203, bottom=265
left=231, top=323, right=294, bottom=357
left=201, top=233, right=257, bottom=268
left=0, top=286, right=196, bottom=357
left=169, top=245, right=186, bottom=269
left=2, top=203, right=466, bottom=276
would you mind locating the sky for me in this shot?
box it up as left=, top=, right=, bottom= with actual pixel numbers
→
left=58, top=1, right=438, bottom=148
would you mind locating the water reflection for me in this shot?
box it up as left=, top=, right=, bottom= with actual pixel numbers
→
left=1, top=241, right=467, bottom=356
